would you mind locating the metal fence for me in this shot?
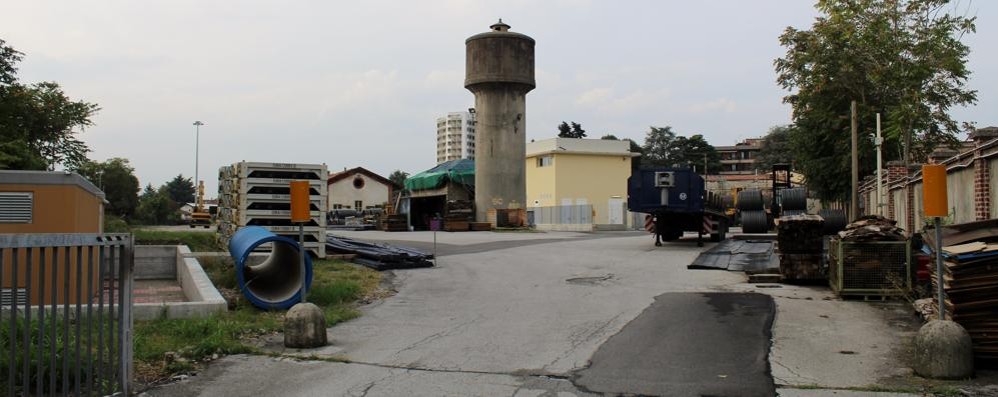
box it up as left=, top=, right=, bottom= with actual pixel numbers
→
left=1, top=233, right=133, bottom=396
left=527, top=204, right=594, bottom=225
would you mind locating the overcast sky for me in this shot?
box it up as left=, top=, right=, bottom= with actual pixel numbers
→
left=2, top=1, right=995, bottom=196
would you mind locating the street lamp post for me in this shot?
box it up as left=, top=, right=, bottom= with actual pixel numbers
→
left=193, top=121, right=204, bottom=187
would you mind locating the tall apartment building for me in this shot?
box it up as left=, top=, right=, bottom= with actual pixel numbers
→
left=436, top=110, right=476, bottom=164
left=716, top=138, right=763, bottom=175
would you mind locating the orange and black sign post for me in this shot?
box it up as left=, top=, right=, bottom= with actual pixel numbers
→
left=922, top=164, right=948, bottom=319
left=290, top=180, right=311, bottom=303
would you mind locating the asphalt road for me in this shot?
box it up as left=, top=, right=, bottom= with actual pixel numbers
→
left=574, top=292, right=776, bottom=396
left=145, top=231, right=921, bottom=397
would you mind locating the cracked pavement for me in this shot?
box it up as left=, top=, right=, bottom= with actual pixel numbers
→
left=144, top=231, right=922, bottom=397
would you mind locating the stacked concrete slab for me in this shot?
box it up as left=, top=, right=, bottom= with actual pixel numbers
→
left=217, top=161, right=328, bottom=258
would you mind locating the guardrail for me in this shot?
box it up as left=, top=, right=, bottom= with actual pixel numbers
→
left=1, top=233, right=133, bottom=396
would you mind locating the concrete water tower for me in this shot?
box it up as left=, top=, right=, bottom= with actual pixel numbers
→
left=465, top=20, right=536, bottom=223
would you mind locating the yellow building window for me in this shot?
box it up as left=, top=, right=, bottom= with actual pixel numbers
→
left=536, top=156, right=553, bottom=167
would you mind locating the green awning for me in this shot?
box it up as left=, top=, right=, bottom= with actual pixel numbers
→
left=404, top=159, right=475, bottom=191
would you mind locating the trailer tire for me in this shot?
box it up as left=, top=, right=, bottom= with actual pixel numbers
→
left=742, top=210, right=768, bottom=233
left=710, top=219, right=727, bottom=242
left=737, top=190, right=764, bottom=211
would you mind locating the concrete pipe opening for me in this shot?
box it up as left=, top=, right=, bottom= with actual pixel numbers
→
left=228, top=226, right=313, bottom=310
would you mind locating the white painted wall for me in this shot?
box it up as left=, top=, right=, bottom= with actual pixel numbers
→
left=328, top=174, right=391, bottom=210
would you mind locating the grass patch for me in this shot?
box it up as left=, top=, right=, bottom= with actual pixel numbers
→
left=104, top=215, right=131, bottom=233
left=198, top=256, right=238, bottom=290
left=134, top=230, right=221, bottom=252
left=133, top=258, right=381, bottom=382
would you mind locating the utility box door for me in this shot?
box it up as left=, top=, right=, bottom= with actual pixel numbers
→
left=608, top=198, right=625, bottom=224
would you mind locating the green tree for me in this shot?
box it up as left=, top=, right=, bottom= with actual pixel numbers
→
left=135, top=189, right=177, bottom=225
left=775, top=0, right=976, bottom=201
left=388, top=170, right=408, bottom=188
left=601, top=134, right=643, bottom=170
left=556, top=121, right=586, bottom=138
left=666, top=134, right=722, bottom=174
left=75, top=158, right=139, bottom=218
left=0, top=39, right=100, bottom=170
left=755, top=125, right=796, bottom=172
left=140, top=183, right=158, bottom=199
left=557, top=121, right=571, bottom=138
left=163, top=174, right=196, bottom=204
left=641, top=126, right=677, bottom=167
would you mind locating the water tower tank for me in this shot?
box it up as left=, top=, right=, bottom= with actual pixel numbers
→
left=465, top=20, right=536, bottom=223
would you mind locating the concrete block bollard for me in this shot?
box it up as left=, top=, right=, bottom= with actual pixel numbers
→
left=284, top=302, right=328, bottom=348
left=913, top=320, right=974, bottom=379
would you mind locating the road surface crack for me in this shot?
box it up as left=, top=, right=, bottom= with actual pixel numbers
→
left=543, top=313, right=624, bottom=371
left=770, top=358, right=818, bottom=383
left=391, top=315, right=482, bottom=361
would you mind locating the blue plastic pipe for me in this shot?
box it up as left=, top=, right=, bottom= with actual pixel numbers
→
left=228, top=226, right=313, bottom=310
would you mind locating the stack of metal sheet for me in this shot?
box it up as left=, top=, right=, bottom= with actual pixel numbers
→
left=326, top=234, right=433, bottom=270
left=217, top=162, right=328, bottom=258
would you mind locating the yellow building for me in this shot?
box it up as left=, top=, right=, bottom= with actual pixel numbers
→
left=525, top=138, right=638, bottom=230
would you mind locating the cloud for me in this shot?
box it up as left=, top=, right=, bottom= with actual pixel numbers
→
left=686, top=98, right=738, bottom=114
left=574, top=87, right=671, bottom=113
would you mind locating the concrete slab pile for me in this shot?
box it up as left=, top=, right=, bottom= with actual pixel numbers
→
left=217, top=161, right=328, bottom=258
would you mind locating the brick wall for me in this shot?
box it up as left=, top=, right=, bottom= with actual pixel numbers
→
left=975, top=148, right=991, bottom=221
left=855, top=127, right=998, bottom=233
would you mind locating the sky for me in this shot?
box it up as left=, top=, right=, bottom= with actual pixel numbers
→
left=2, top=1, right=996, bottom=196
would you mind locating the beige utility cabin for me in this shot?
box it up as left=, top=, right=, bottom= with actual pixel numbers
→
left=0, top=170, right=106, bottom=305
left=526, top=138, right=639, bottom=230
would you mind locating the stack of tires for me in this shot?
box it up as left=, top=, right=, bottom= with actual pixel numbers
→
left=738, top=190, right=768, bottom=233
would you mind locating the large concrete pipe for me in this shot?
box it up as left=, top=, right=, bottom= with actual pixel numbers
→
left=228, top=226, right=313, bottom=310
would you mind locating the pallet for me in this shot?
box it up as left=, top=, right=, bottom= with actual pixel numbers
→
left=470, top=222, right=492, bottom=231
left=444, top=221, right=469, bottom=232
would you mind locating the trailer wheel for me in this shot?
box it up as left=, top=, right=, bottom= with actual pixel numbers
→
left=710, top=219, right=728, bottom=242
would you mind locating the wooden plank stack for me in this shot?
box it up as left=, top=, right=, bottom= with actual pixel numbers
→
left=470, top=222, right=493, bottom=231
left=443, top=200, right=474, bottom=232
left=930, top=241, right=998, bottom=362
left=379, top=214, right=408, bottom=232
left=776, top=214, right=825, bottom=281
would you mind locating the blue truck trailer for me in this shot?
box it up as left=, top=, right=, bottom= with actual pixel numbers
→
left=628, top=168, right=730, bottom=246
